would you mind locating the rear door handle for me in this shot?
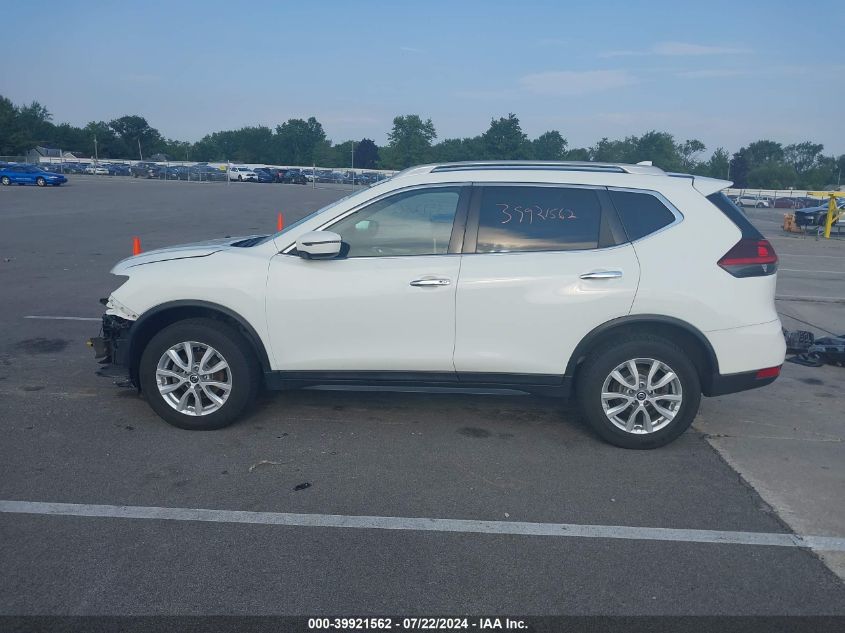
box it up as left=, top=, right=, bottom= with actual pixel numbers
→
left=579, top=270, right=623, bottom=280
left=410, top=277, right=451, bottom=287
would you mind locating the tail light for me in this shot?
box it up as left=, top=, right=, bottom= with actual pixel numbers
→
left=718, top=239, right=778, bottom=277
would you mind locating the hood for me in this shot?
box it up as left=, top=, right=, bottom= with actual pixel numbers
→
left=110, top=235, right=266, bottom=274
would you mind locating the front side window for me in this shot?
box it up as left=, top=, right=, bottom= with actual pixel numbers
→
left=475, top=185, right=602, bottom=253
left=329, top=187, right=461, bottom=258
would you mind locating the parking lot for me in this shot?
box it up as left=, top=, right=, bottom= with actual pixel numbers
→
left=1, top=176, right=844, bottom=615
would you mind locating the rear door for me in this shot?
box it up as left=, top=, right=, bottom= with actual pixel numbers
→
left=453, top=183, right=640, bottom=378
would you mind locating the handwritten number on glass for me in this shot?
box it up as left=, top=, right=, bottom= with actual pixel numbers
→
left=498, top=203, right=577, bottom=224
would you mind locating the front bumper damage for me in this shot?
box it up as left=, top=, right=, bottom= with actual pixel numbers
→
left=87, top=314, right=135, bottom=387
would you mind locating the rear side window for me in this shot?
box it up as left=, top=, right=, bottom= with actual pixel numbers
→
left=608, top=190, right=676, bottom=241
left=475, top=186, right=602, bottom=253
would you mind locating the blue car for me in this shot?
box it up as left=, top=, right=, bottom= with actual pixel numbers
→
left=0, top=164, right=68, bottom=187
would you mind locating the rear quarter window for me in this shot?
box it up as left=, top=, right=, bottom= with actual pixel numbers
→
left=707, top=192, right=763, bottom=239
left=608, top=190, right=676, bottom=241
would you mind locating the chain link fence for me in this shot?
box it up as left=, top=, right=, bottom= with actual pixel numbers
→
left=2, top=153, right=395, bottom=191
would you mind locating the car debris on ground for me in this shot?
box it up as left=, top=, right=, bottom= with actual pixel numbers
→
left=783, top=329, right=845, bottom=367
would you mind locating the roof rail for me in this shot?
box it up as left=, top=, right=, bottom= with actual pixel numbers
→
left=429, top=160, right=666, bottom=175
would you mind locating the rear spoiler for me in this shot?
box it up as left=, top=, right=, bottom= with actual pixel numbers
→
left=668, top=173, right=732, bottom=197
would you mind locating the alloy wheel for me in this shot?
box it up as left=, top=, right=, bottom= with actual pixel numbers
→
left=600, top=358, right=683, bottom=434
left=156, top=341, right=232, bottom=416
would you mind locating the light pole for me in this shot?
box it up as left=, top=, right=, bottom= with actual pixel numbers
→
left=351, top=140, right=355, bottom=190
left=93, top=136, right=99, bottom=163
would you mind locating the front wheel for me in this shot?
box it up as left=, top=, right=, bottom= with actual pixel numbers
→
left=576, top=335, right=701, bottom=449
left=138, top=319, right=260, bottom=430
left=36, top=177, right=46, bottom=187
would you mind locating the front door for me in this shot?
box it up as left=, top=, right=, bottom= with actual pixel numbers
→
left=266, top=185, right=469, bottom=373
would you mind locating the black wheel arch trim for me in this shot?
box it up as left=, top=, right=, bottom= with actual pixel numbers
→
left=564, top=314, right=720, bottom=387
left=127, top=300, right=271, bottom=374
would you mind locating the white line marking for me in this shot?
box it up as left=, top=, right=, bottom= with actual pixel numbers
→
left=24, top=316, right=101, bottom=322
left=1, top=500, right=844, bottom=551
left=777, top=295, right=845, bottom=303
left=779, top=268, right=845, bottom=275
left=778, top=253, right=845, bottom=259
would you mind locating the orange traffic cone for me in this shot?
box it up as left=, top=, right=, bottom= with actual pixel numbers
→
left=132, top=236, right=142, bottom=255
left=277, top=213, right=284, bottom=231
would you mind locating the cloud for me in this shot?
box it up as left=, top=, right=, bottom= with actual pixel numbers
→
left=601, top=41, right=750, bottom=58
left=519, top=70, right=638, bottom=95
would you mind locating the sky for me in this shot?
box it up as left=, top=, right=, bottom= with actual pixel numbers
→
left=2, top=0, right=844, bottom=155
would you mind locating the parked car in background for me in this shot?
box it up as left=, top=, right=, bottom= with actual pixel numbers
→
left=0, top=164, right=67, bottom=186
left=228, top=166, right=258, bottom=182
left=773, top=197, right=801, bottom=208
left=130, top=163, right=156, bottom=178
left=107, top=163, right=131, bottom=176
left=63, top=162, right=88, bottom=174
left=85, top=165, right=110, bottom=175
left=279, top=169, right=307, bottom=184
left=190, top=165, right=227, bottom=181
left=736, top=194, right=771, bottom=208
left=253, top=167, right=277, bottom=183
left=794, top=200, right=845, bottom=226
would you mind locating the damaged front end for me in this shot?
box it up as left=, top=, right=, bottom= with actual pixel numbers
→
left=87, top=312, right=135, bottom=387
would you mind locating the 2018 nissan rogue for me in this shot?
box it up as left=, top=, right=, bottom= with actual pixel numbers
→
left=89, top=161, right=785, bottom=448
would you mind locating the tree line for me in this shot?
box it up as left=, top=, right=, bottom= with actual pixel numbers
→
left=1, top=94, right=842, bottom=190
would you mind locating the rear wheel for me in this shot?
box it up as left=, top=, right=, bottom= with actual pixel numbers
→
left=1, top=176, right=10, bottom=186
left=139, top=319, right=260, bottom=430
left=576, top=335, right=701, bottom=449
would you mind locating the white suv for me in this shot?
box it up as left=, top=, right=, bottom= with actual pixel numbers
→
left=89, top=161, right=785, bottom=448
left=228, top=166, right=257, bottom=182
left=736, top=194, right=771, bottom=208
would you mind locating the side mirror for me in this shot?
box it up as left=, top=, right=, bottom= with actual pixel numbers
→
left=296, top=231, right=342, bottom=260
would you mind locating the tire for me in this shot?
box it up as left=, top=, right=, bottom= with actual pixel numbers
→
left=36, top=177, right=46, bottom=187
left=576, top=334, right=701, bottom=449
left=1, top=176, right=10, bottom=186
left=237, top=175, right=243, bottom=181
left=756, top=202, right=764, bottom=208
left=138, top=318, right=260, bottom=430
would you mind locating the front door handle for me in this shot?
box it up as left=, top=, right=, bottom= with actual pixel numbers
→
left=579, top=270, right=623, bottom=280
left=410, top=277, right=451, bottom=287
